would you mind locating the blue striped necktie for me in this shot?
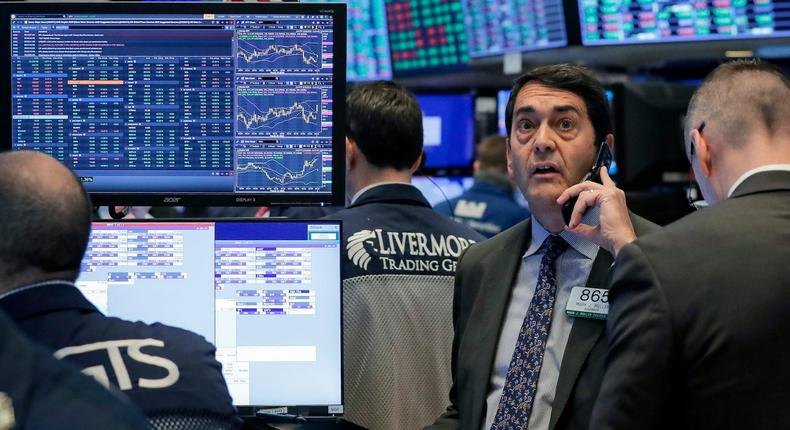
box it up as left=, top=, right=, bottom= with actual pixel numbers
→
left=491, top=234, right=569, bottom=430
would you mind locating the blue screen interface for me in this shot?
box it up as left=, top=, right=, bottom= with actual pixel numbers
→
left=580, top=0, right=790, bottom=45
left=415, top=93, right=475, bottom=169
left=11, top=13, right=336, bottom=195
left=303, top=0, right=392, bottom=81
left=463, top=0, right=568, bottom=57
left=497, top=89, right=510, bottom=136
left=77, top=220, right=342, bottom=408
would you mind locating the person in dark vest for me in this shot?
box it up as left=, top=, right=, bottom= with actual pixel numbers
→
left=0, top=151, right=240, bottom=429
left=0, top=309, right=150, bottom=430
left=435, top=134, right=530, bottom=238
left=328, top=81, right=484, bottom=430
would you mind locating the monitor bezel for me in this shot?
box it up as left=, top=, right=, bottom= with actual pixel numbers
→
left=0, top=2, right=346, bottom=207
left=86, top=217, right=345, bottom=416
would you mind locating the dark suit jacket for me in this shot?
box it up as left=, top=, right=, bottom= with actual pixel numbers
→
left=428, top=213, right=658, bottom=430
left=591, top=170, right=790, bottom=430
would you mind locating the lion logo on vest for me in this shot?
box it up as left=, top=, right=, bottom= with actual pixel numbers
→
left=347, top=228, right=477, bottom=273
left=347, top=230, right=376, bottom=270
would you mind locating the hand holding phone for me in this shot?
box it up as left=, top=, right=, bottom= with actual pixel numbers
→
left=557, top=143, right=636, bottom=256
left=561, top=142, right=613, bottom=226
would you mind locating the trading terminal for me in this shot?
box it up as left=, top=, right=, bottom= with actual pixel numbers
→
left=1, top=0, right=790, bottom=429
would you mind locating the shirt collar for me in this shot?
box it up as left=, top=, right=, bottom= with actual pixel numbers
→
left=0, top=279, right=77, bottom=301
left=0, top=280, right=98, bottom=322
left=350, top=181, right=412, bottom=205
left=525, top=206, right=601, bottom=260
left=728, top=164, right=790, bottom=198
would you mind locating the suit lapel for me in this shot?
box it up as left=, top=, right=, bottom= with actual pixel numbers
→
left=548, top=248, right=613, bottom=430
left=465, top=220, right=532, bottom=429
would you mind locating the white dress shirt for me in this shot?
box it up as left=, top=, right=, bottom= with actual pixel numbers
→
left=727, top=164, right=790, bottom=198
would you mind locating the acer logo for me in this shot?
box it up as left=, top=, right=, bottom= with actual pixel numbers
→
left=163, top=197, right=181, bottom=203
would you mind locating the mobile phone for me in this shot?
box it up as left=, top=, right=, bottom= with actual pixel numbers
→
left=561, top=142, right=613, bottom=226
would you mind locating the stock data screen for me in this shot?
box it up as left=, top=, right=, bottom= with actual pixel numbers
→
left=580, top=0, right=790, bottom=44
left=385, top=0, right=469, bottom=74
left=463, top=0, right=567, bottom=57
left=11, top=13, right=335, bottom=195
left=78, top=220, right=343, bottom=407
left=305, top=0, right=392, bottom=81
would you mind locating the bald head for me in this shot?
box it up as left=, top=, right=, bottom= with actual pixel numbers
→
left=685, top=60, right=790, bottom=151
left=0, top=151, right=92, bottom=286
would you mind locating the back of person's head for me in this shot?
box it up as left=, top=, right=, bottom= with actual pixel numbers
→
left=685, top=59, right=790, bottom=149
left=345, top=81, right=423, bottom=170
left=0, top=151, right=92, bottom=283
left=475, top=134, right=508, bottom=174
left=505, top=64, right=613, bottom=146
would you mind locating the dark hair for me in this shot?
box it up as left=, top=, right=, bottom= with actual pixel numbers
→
left=345, top=81, right=423, bottom=170
left=0, top=154, right=92, bottom=278
left=475, top=134, right=508, bottom=172
left=505, top=64, right=612, bottom=146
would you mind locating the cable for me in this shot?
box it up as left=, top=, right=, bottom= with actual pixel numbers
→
left=414, top=168, right=453, bottom=213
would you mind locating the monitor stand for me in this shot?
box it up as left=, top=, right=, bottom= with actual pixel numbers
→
left=243, top=417, right=367, bottom=430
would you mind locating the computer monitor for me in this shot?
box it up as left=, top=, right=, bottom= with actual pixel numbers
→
left=386, top=0, right=469, bottom=75
left=579, top=0, right=790, bottom=45
left=497, top=90, right=510, bottom=136
left=77, top=219, right=343, bottom=414
left=462, top=0, right=568, bottom=57
left=415, top=93, right=475, bottom=171
left=304, top=0, right=392, bottom=81
left=610, top=82, right=695, bottom=189
left=1, top=2, right=346, bottom=206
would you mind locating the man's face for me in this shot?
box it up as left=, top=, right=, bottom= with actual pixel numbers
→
left=507, top=83, right=598, bottom=209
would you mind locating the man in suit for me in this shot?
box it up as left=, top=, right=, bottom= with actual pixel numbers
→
left=0, top=151, right=240, bottom=428
left=434, top=134, right=531, bottom=238
left=428, top=64, right=657, bottom=430
left=588, top=60, right=790, bottom=429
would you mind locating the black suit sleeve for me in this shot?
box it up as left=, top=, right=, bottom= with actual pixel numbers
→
left=589, top=242, right=676, bottom=430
